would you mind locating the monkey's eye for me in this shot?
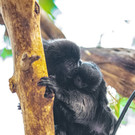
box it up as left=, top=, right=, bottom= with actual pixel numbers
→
left=74, top=76, right=81, bottom=87
left=65, top=60, right=77, bottom=71
left=81, top=83, right=88, bottom=88
left=67, top=62, right=75, bottom=70
left=76, top=76, right=81, bottom=83
left=74, top=76, right=87, bottom=89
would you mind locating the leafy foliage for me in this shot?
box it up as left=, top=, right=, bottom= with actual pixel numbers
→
left=108, top=89, right=135, bottom=124
left=0, top=48, right=12, bottom=59
left=39, top=0, right=61, bottom=20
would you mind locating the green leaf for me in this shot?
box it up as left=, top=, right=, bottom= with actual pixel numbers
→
left=115, top=99, right=121, bottom=118
left=120, top=98, right=128, bottom=106
left=0, top=48, right=12, bottom=59
left=39, top=0, right=60, bottom=20
left=120, top=97, right=135, bottom=112
left=108, top=91, right=135, bottom=124
left=121, top=120, right=127, bottom=125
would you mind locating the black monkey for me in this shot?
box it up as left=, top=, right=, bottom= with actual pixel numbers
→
left=18, top=38, right=132, bottom=135
left=38, top=57, right=117, bottom=135
left=71, top=62, right=103, bottom=91
left=42, top=39, right=82, bottom=134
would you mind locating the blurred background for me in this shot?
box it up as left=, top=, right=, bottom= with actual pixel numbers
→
left=0, top=0, right=135, bottom=134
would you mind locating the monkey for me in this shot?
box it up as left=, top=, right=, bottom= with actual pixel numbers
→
left=18, top=38, right=133, bottom=135
left=38, top=60, right=117, bottom=135
left=42, top=39, right=82, bottom=134
left=43, top=40, right=135, bottom=135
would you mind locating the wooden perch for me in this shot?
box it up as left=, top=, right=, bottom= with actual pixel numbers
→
left=0, top=0, right=54, bottom=135
left=81, top=47, right=135, bottom=98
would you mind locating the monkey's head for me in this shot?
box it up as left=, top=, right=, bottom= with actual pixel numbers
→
left=72, top=62, right=103, bottom=92
left=43, top=39, right=81, bottom=85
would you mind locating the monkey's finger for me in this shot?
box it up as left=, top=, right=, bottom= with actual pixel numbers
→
left=39, top=78, right=50, bottom=83
left=37, top=80, right=50, bottom=86
left=49, top=75, right=56, bottom=79
left=37, top=81, right=47, bottom=86
left=40, top=77, right=49, bottom=80
left=38, top=82, right=56, bottom=92
left=38, top=80, right=52, bottom=86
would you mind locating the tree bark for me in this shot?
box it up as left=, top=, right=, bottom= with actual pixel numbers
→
left=81, top=47, right=135, bottom=98
left=0, top=0, right=55, bottom=135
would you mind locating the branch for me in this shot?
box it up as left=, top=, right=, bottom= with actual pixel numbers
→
left=0, top=0, right=55, bottom=135
left=81, top=47, right=135, bottom=98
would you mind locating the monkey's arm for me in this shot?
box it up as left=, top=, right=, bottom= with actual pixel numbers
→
left=38, top=76, right=95, bottom=125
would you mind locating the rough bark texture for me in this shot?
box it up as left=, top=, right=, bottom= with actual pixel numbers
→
left=0, top=0, right=55, bottom=135
left=81, top=47, right=135, bottom=98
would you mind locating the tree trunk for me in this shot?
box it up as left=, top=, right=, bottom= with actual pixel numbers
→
left=81, top=47, right=135, bottom=98
left=0, top=0, right=55, bottom=135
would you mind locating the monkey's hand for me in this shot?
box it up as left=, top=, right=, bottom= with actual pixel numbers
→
left=38, top=76, right=69, bottom=102
left=38, top=75, right=59, bottom=94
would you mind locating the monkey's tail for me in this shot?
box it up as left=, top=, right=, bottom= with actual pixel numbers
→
left=112, top=90, right=135, bottom=135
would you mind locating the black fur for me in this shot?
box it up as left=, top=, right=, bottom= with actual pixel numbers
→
left=43, top=39, right=80, bottom=85
left=38, top=39, right=116, bottom=135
